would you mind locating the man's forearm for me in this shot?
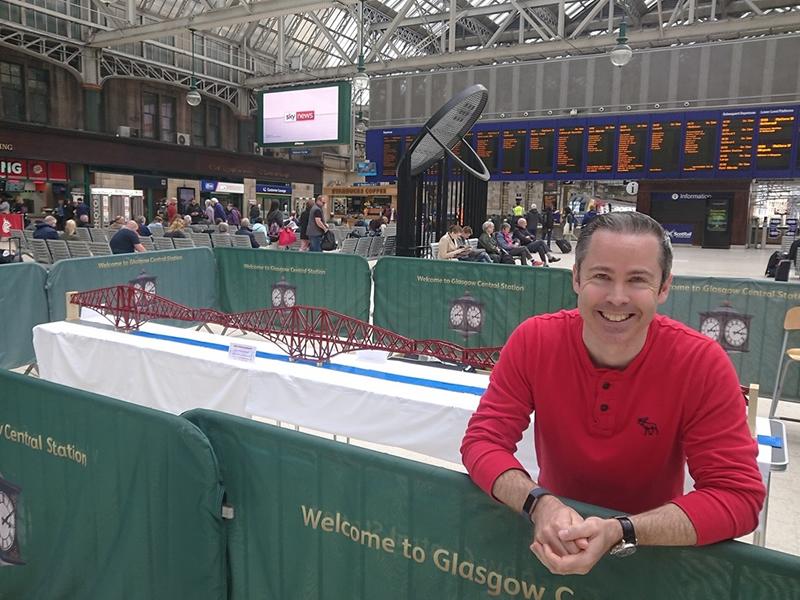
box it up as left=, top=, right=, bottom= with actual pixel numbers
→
left=630, top=503, right=697, bottom=546
left=491, top=469, right=537, bottom=513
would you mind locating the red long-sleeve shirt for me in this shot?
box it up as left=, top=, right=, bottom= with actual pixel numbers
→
left=461, top=309, right=765, bottom=545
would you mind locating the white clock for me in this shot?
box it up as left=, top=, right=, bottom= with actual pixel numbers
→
left=466, top=305, right=482, bottom=329
left=723, top=318, right=748, bottom=348
left=144, top=281, right=156, bottom=294
left=271, top=288, right=283, bottom=307
left=0, top=490, right=15, bottom=552
left=449, top=304, right=464, bottom=327
left=284, top=289, right=296, bottom=307
left=699, top=316, right=721, bottom=341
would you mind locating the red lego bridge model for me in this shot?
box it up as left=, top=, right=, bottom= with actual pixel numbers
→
left=69, top=285, right=503, bottom=371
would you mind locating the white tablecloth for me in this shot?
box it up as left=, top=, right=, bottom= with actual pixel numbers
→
left=32, top=319, right=538, bottom=471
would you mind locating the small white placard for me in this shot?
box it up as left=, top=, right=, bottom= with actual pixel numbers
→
left=228, top=342, right=257, bottom=363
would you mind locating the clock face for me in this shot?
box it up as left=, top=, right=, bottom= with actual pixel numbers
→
left=0, top=490, right=15, bottom=552
left=466, top=305, right=482, bottom=329
left=699, top=317, right=721, bottom=340
left=723, top=318, right=748, bottom=347
left=144, top=281, right=156, bottom=294
left=271, top=288, right=283, bottom=307
left=284, top=289, right=296, bottom=307
left=449, top=304, right=464, bottom=327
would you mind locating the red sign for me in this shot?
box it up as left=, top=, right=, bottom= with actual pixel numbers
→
left=29, top=160, right=48, bottom=181
left=48, top=162, right=68, bottom=181
left=0, top=159, right=26, bottom=178
left=0, top=214, right=23, bottom=237
left=296, top=111, right=315, bottom=121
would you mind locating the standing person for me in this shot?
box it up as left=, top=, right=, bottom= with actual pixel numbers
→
left=53, top=198, right=67, bottom=230
left=226, top=202, right=241, bottom=227
left=461, top=212, right=764, bottom=576
left=525, top=204, right=541, bottom=238
left=249, top=201, right=260, bottom=222
left=511, top=198, right=525, bottom=226
left=109, top=221, right=146, bottom=254
left=213, top=198, right=227, bottom=223
left=266, top=200, right=284, bottom=242
left=305, top=195, right=329, bottom=252
left=298, top=200, right=313, bottom=251
left=204, top=199, right=215, bottom=223
left=581, top=202, right=598, bottom=229
left=187, top=199, right=203, bottom=224
left=166, top=197, right=179, bottom=224
left=12, top=197, right=28, bottom=227
left=542, top=205, right=555, bottom=250
left=563, top=206, right=575, bottom=236
left=75, top=198, right=89, bottom=223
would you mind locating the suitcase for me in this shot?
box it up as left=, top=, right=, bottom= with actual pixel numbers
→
left=555, top=238, right=572, bottom=253
left=775, top=259, right=792, bottom=282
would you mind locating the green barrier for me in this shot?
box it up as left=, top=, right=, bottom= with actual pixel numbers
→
left=0, top=263, right=48, bottom=369
left=373, top=257, right=576, bottom=347
left=185, top=409, right=800, bottom=600
left=661, top=275, right=800, bottom=402
left=0, top=371, right=226, bottom=600
left=45, top=248, right=218, bottom=322
left=215, top=248, right=371, bottom=321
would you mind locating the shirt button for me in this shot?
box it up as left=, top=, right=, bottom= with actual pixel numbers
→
left=600, top=404, right=609, bottom=412
left=602, top=382, right=611, bottom=390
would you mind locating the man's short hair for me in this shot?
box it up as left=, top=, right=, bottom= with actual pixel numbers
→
left=44, top=215, right=56, bottom=226
left=482, top=220, right=494, bottom=232
left=575, top=211, right=673, bottom=288
left=240, top=218, right=251, bottom=228
left=448, top=224, right=462, bottom=234
left=462, top=226, right=473, bottom=236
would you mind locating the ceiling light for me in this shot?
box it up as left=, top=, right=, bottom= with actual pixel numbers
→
left=609, top=21, right=633, bottom=67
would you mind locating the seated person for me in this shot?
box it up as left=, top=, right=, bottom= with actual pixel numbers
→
left=459, top=226, right=493, bottom=263
left=108, top=215, right=125, bottom=231
left=368, top=217, right=384, bottom=236
left=109, top=221, right=146, bottom=254
left=77, top=214, right=91, bottom=227
left=236, top=218, right=260, bottom=248
left=438, top=224, right=471, bottom=260
left=251, top=217, right=267, bottom=235
left=33, top=215, right=59, bottom=240
left=513, top=218, right=560, bottom=266
left=495, top=222, right=535, bottom=265
left=60, top=219, right=80, bottom=242
left=478, top=221, right=515, bottom=264
left=136, top=216, right=152, bottom=237
left=163, top=218, right=187, bottom=238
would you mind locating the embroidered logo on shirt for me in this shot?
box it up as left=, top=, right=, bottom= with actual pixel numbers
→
left=637, top=417, right=659, bottom=436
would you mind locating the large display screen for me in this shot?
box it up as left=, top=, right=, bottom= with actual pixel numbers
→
left=365, top=104, right=800, bottom=181
left=382, top=135, right=402, bottom=176
left=258, top=82, right=351, bottom=147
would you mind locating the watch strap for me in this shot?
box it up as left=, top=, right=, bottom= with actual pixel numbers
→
left=615, top=516, right=637, bottom=545
left=521, top=487, right=551, bottom=520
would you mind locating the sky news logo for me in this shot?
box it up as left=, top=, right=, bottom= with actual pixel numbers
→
left=284, top=111, right=315, bottom=122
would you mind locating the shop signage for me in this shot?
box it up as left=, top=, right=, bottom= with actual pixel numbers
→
left=662, top=223, right=694, bottom=244
left=324, top=185, right=397, bottom=196
left=0, top=159, right=67, bottom=181
left=0, top=143, right=14, bottom=151
left=0, top=160, right=26, bottom=178
left=29, top=161, right=48, bottom=181
left=256, top=183, right=292, bottom=195
left=201, top=180, right=245, bottom=194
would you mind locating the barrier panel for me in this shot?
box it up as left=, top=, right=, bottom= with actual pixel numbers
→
left=373, top=258, right=576, bottom=347
left=0, top=263, right=48, bottom=369
left=662, top=275, right=800, bottom=402
left=215, top=248, right=371, bottom=321
left=0, top=371, right=226, bottom=600
left=45, top=248, right=218, bottom=322
left=185, top=408, right=800, bottom=600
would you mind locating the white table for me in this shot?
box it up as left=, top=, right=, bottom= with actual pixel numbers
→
left=32, top=319, right=538, bottom=472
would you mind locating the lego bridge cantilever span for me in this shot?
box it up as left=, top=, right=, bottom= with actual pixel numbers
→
left=69, top=285, right=503, bottom=371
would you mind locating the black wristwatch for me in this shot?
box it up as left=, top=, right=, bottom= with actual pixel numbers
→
left=609, top=516, right=638, bottom=557
left=521, top=487, right=552, bottom=522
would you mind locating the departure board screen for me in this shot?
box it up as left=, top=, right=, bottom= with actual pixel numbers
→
left=528, top=128, right=555, bottom=175
left=556, top=126, right=584, bottom=174
left=683, top=119, right=718, bottom=172
left=586, top=124, right=615, bottom=173
left=476, top=131, right=499, bottom=172
left=718, top=116, right=755, bottom=171
left=649, top=121, right=682, bottom=173
left=617, top=122, right=647, bottom=173
left=501, top=130, right=526, bottom=174
left=450, top=133, right=473, bottom=176
left=382, top=135, right=402, bottom=176
left=757, top=112, right=794, bottom=170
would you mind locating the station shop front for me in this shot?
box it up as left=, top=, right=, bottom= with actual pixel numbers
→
left=0, top=122, right=322, bottom=225
left=324, top=184, right=398, bottom=225
left=0, top=156, right=71, bottom=220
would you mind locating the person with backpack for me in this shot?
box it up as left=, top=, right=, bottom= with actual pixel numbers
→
left=266, top=200, right=284, bottom=243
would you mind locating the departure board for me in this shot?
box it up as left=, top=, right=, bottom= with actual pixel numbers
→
left=476, top=131, right=499, bottom=172
left=649, top=121, right=682, bottom=173
left=757, top=112, right=794, bottom=170
left=501, top=130, right=526, bottom=174
left=382, top=135, right=402, bottom=176
left=718, top=115, right=755, bottom=171
left=683, top=119, right=718, bottom=172
left=528, top=128, right=555, bottom=175
left=617, top=122, right=647, bottom=173
left=556, top=126, right=584, bottom=174
left=450, top=133, right=473, bottom=176
left=586, top=124, right=615, bottom=173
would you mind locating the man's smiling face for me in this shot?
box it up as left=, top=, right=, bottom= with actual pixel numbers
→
left=572, top=230, right=672, bottom=368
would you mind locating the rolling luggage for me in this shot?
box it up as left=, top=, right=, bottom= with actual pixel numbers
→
left=775, top=259, right=792, bottom=282
left=765, top=251, right=786, bottom=278
left=555, top=238, right=572, bottom=253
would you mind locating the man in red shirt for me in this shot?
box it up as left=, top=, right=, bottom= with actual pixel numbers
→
left=461, top=212, right=764, bottom=575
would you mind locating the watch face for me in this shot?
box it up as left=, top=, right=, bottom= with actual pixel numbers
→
left=284, top=289, right=296, bottom=307
left=449, top=304, right=464, bottom=327
left=699, top=317, right=720, bottom=340
left=723, top=318, right=747, bottom=347
left=0, top=490, right=15, bottom=552
left=144, top=281, right=156, bottom=294
left=466, top=305, right=482, bottom=328
left=609, top=541, right=637, bottom=558
left=271, top=288, right=283, bottom=307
